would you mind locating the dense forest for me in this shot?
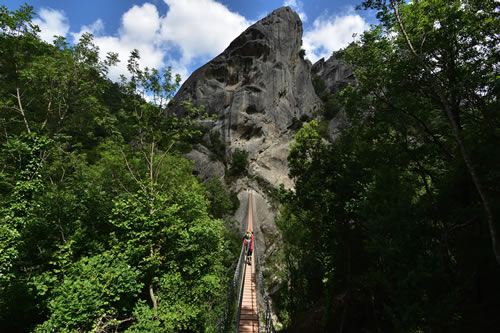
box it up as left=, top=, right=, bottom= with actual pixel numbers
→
left=0, top=4, right=241, bottom=332
left=273, top=0, right=500, bottom=332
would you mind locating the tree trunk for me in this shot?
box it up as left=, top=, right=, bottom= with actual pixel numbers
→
left=149, top=282, right=158, bottom=319
left=16, top=88, right=31, bottom=134
left=149, top=247, right=158, bottom=319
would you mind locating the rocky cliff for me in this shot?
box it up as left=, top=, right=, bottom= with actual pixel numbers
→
left=172, top=7, right=357, bottom=260
left=310, top=54, right=357, bottom=141
left=171, top=6, right=323, bottom=260
left=311, top=54, right=356, bottom=95
left=173, top=7, right=321, bottom=191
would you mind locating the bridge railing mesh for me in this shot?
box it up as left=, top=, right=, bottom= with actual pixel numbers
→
left=254, top=243, right=276, bottom=333
left=217, top=244, right=246, bottom=333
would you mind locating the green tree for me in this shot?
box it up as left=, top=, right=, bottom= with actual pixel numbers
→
left=109, top=169, right=226, bottom=331
left=1, top=5, right=119, bottom=143
left=204, top=176, right=239, bottom=219
left=0, top=5, right=234, bottom=331
left=357, top=0, right=500, bottom=265
left=208, top=130, right=227, bottom=162
left=0, top=4, right=41, bottom=135
left=0, top=134, right=51, bottom=285
left=35, top=252, right=142, bottom=332
left=312, top=75, right=341, bottom=120
left=99, top=51, right=227, bottom=331
left=275, top=1, right=500, bottom=330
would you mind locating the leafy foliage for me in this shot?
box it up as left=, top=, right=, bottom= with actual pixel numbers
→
left=204, top=176, right=239, bottom=219
left=208, top=130, right=227, bottom=162
left=312, top=75, right=341, bottom=121
left=35, top=252, right=142, bottom=332
left=0, top=4, right=236, bottom=331
left=229, top=148, right=249, bottom=177
left=275, top=0, right=500, bottom=331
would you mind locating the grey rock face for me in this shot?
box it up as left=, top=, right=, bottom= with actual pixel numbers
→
left=311, top=55, right=356, bottom=95
left=183, top=144, right=225, bottom=181
left=312, top=55, right=356, bottom=140
left=251, top=190, right=278, bottom=261
left=172, top=6, right=321, bottom=188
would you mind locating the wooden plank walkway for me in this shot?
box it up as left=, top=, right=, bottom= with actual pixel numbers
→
left=238, top=192, right=258, bottom=332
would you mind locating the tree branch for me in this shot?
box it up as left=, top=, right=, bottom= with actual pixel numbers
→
left=149, top=282, right=158, bottom=319
left=377, top=89, right=454, bottom=160
left=16, top=88, right=31, bottom=134
left=153, top=141, right=175, bottom=185
left=120, top=148, right=147, bottom=194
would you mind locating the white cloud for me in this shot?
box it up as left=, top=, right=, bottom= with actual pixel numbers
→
left=70, top=3, right=166, bottom=81
left=63, top=1, right=249, bottom=82
left=33, top=8, right=70, bottom=43
left=165, top=58, right=189, bottom=83
left=121, top=3, right=161, bottom=44
left=71, top=18, right=104, bottom=41
left=32, top=1, right=253, bottom=83
left=303, top=11, right=369, bottom=63
left=33, top=2, right=369, bottom=83
left=159, top=0, right=250, bottom=64
left=283, top=0, right=307, bottom=23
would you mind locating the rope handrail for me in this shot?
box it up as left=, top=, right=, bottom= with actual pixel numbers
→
left=254, top=243, right=276, bottom=333
left=219, top=190, right=274, bottom=333
left=217, top=244, right=246, bottom=332
left=234, top=245, right=246, bottom=333
left=218, top=191, right=252, bottom=332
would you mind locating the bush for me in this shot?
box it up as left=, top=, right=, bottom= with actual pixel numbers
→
left=312, top=75, right=327, bottom=96
left=229, top=149, right=248, bottom=176
left=208, top=131, right=226, bottom=162
left=230, top=191, right=240, bottom=212
left=322, top=93, right=341, bottom=120
left=317, top=119, right=330, bottom=139
left=35, top=252, right=142, bottom=332
left=204, top=176, right=239, bottom=218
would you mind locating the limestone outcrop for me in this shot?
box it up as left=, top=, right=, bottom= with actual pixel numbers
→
left=311, top=54, right=356, bottom=95
left=311, top=54, right=356, bottom=140
left=173, top=6, right=321, bottom=189
left=172, top=7, right=329, bottom=261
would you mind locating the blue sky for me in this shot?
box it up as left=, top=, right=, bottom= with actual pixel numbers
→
left=4, top=0, right=377, bottom=81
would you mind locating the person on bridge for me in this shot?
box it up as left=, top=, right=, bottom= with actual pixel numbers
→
left=243, top=230, right=251, bottom=253
left=243, top=231, right=254, bottom=264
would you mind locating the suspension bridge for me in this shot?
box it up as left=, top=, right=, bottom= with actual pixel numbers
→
left=218, top=190, right=275, bottom=332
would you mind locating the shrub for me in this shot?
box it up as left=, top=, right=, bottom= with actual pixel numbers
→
left=204, top=176, right=239, bottom=218
left=229, top=149, right=248, bottom=176
left=208, top=131, right=226, bottom=162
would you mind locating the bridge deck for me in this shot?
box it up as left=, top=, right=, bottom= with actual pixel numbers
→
left=238, top=255, right=258, bottom=332
left=238, top=192, right=258, bottom=332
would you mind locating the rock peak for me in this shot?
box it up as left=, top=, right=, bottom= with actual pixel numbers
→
left=265, top=6, right=300, bottom=22
left=174, top=6, right=320, bottom=188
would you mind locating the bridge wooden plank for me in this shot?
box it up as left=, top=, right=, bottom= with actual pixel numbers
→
left=238, top=192, right=258, bottom=332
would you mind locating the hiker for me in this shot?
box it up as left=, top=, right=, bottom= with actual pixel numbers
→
left=243, top=229, right=252, bottom=253
left=243, top=231, right=254, bottom=264
left=248, top=232, right=254, bottom=258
